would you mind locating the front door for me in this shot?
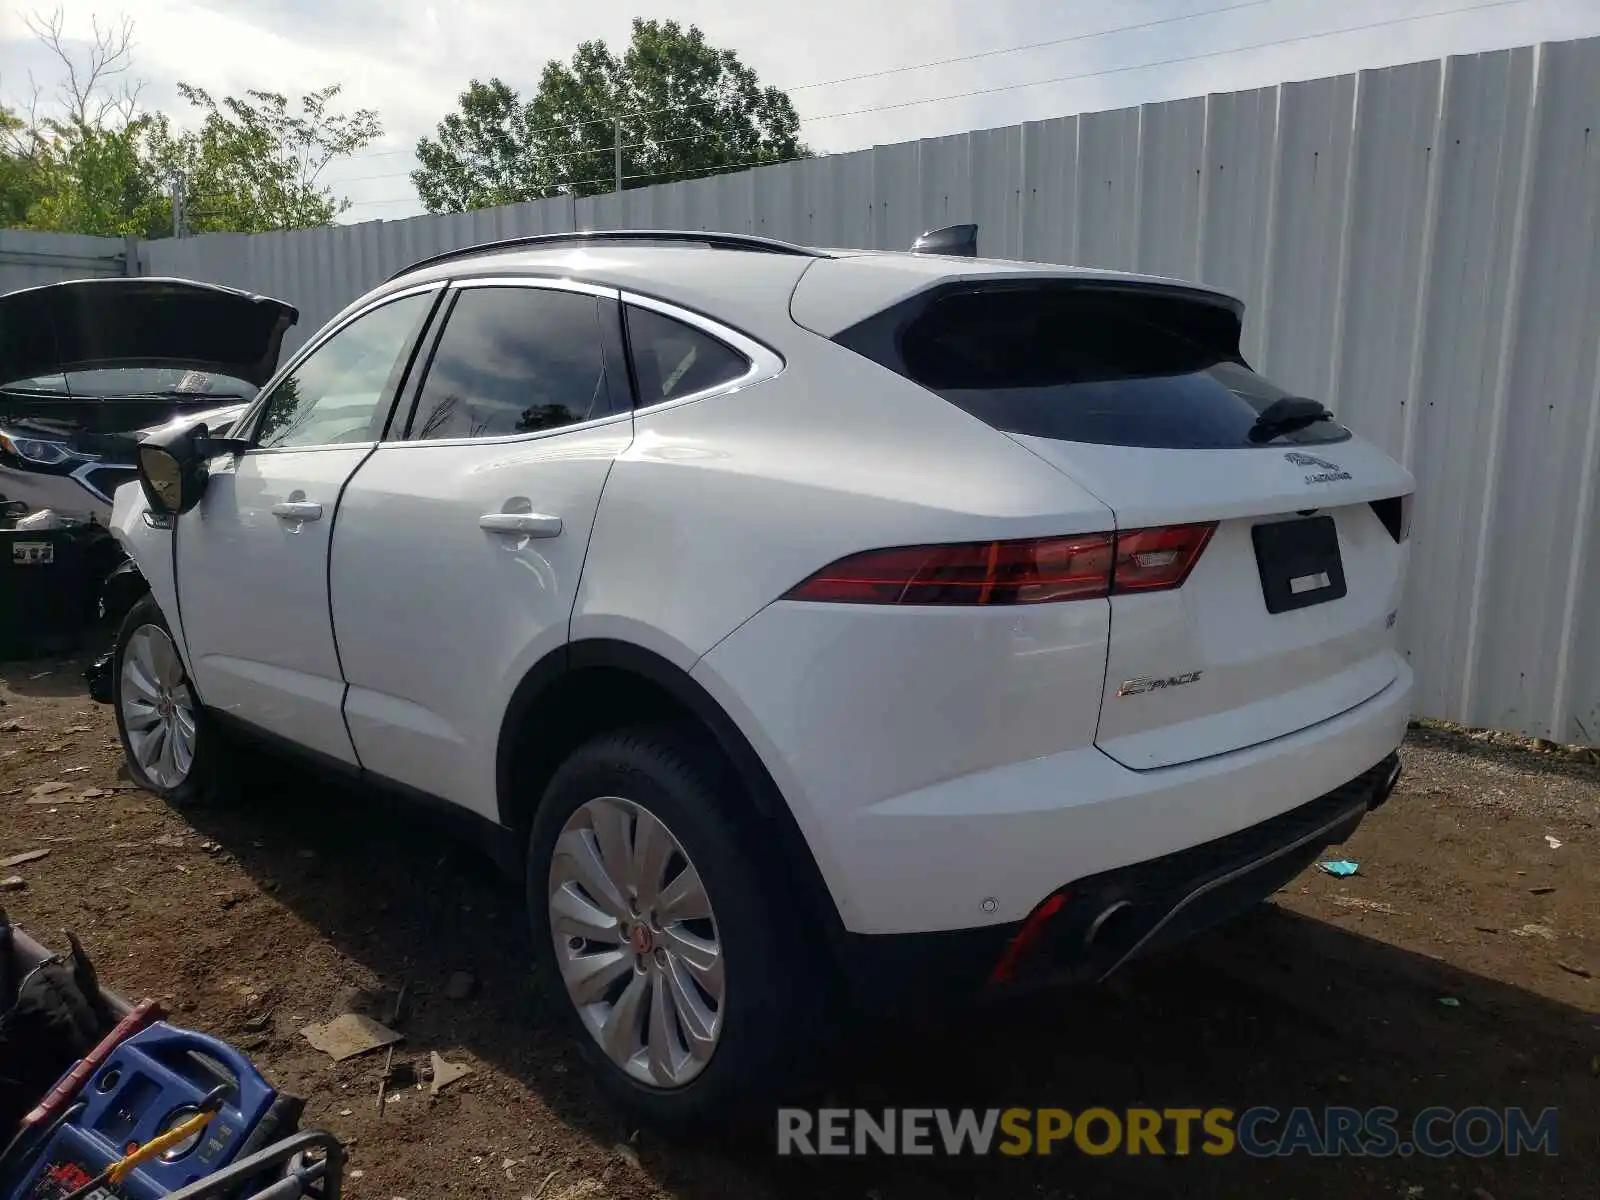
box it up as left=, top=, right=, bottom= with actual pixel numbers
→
left=174, top=288, right=439, bottom=762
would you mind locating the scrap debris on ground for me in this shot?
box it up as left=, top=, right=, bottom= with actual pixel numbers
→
left=0, top=652, right=1594, bottom=1199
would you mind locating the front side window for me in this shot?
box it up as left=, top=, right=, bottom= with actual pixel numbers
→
left=407, top=287, right=612, bottom=441
left=254, top=292, right=433, bottom=450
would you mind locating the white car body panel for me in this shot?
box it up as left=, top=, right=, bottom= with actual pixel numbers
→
left=691, top=597, right=1114, bottom=932
left=332, top=418, right=632, bottom=819
left=175, top=446, right=373, bottom=763
left=110, top=484, right=188, bottom=663
left=574, top=329, right=1114, bottom=664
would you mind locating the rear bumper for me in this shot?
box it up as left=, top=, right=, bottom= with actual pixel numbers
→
left=814, top=660, right=1411, bottom=934
left=836, top=751, right=1402, bottom=1011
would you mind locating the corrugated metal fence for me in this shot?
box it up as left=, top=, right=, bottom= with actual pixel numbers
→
left=7, top=35, right=1600, bottom=742
left=0, top=229, right=133, bottom=289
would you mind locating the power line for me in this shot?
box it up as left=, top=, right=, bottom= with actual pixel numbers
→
left=336, top=125, right=735, bottom=185
left=336, top=0, right=1279, bottom=161
left=343, top=150, right=809, bottom=209
left=798, top=0, right=1528, bottom=126
left=782, top=0, right=1275, bottom=92
left=340, top=0, right=1529, bottom=208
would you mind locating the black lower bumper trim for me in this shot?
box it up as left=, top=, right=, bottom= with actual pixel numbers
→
left=836, top=751, right=1401, bottom=1012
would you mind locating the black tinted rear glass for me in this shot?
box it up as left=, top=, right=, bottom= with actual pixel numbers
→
left=846, top=284, right=1348, bottom=449
left=625, top=306, right=749, bottom=405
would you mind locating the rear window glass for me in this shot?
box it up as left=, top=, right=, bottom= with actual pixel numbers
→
left=845, top=284, right=1349, bottom=449
left=625, top=307, right=749, bottom=406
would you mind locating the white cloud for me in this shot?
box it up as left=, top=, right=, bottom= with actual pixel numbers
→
left=3, top=0, right=1596, bottom=221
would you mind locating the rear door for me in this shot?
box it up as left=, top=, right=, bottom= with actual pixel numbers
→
left=839, top=280, right=1414, bottom=770
left=330, top=279, right=634, bottom=819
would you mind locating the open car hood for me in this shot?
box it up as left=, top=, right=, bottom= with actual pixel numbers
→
left=0, top=276, right=298, bottom=386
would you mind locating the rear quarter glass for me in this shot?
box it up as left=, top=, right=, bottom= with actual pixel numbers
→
left=833, top=281, right=1351, bottom=450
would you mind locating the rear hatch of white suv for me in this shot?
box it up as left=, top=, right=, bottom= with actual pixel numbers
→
left=821, top=270, right=1414, bottom=771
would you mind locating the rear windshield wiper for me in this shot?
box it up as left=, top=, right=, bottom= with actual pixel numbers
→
left=1248, top=395, right=1332, bottom=442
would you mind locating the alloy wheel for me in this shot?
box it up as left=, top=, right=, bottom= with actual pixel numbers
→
left=548, top=796, right=725, bottom=1088
left=120, top=624, right=198, bottom=790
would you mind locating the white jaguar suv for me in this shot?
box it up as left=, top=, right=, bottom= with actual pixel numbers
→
left=95, top=228, right=1414, bottom=1128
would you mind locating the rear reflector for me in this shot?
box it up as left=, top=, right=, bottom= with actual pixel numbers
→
left=783, top=523, right=1215, bottom=605
left=988, top=891, right=1070, bottom=984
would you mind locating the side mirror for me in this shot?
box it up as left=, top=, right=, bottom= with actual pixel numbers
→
left=135, top=422, right=247, bottom=517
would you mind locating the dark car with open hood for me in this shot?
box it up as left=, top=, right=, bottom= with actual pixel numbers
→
left=0, top=276, right=297, bottom=525
left=0, top=276, right=297, bottom=653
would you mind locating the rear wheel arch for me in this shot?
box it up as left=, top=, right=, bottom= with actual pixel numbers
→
left=495, top=638, right=846, bottom=941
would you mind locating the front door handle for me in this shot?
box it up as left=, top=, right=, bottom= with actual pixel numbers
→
left=479, top=512, right=562, bottom=538
left=271, top=501, right=323, bottom=521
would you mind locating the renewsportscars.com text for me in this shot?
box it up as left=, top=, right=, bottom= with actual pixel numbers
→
left=776, top=1106, right=1559, bottom=1158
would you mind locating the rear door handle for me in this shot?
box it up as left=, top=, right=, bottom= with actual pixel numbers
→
left=271, top=501, right=323, bottom=521
left=479, top=512, right=562, bottom=538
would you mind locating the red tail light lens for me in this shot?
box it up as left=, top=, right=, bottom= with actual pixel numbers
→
left=783, top=534, right=1114, bottom=605
left=783, top=523, right=1215, bottom=606
left=1112, top=523, right=1216, bottom=592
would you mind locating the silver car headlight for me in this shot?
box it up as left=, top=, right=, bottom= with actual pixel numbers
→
left=0, top=429, right=90, bottom=466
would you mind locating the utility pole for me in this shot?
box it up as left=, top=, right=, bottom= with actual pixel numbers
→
left=171, top=172, right=187, bottom=238
left=614, top=117, right=622, bottom=194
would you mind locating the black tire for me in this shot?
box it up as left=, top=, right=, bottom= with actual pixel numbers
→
left=526, top=724, right=827, bottom=1132
left=111, top=594, right=225, bottom=804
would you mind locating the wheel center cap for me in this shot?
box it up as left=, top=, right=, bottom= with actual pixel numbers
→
left=629, top=924, right=654, bottom=954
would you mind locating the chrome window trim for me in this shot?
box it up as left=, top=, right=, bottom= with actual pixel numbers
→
left=232, top=281, right=445, bottom=454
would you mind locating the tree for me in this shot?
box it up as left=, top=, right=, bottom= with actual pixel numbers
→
left=151, top=84, right=383, bottom=233
left=412, top=18, right=808, bottom=212
left=1, top=7, right=383, bottom=237
left=1, top=8, right=168, bottom=237
left=0, top=105, right=55, bottom=227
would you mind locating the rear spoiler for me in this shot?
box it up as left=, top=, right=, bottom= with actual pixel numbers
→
left=910, top=224, right=977, bottom=258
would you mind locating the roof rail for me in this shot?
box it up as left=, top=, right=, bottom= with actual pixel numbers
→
left=387, top=229, right=822, bottom=281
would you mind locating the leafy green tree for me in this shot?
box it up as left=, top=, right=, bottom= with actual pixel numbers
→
left=413, top=18, right=808, bottom=212
left=2, top=8, right=382, bottom=237
left=151, top=84, right=383, bottom=233
left=0, top=9, right=168, bottom=236
left=0, top=106, right=57, bottom=227
left=23, top=116, right=170, bottom=237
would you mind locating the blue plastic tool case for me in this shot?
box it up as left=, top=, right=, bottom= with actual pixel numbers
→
left=10, top=1022, right=277, bottom=1200
left=4, top=927, right=343, bottom=1200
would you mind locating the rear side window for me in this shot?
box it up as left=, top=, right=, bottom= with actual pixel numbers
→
left=625, top=306, right=749, bottom=406
left=839, top=284, right=1349, bottom=449
left=406, top=287, right=616, bottom=441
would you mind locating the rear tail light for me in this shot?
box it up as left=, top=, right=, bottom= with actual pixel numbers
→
left=1109, top=523, right=1216, bottom=592
left=783, top=523, right=1215, bottom=605
left=1369, top=494, right=1414, bottom=543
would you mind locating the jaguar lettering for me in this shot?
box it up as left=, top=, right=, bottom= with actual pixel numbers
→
left=1284, top=451, right=1352, bottom=484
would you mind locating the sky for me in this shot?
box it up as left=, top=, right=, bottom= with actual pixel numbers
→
left=2, top=0, right=1597, bottom=222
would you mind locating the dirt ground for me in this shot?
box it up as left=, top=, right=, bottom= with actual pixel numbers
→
left=0, top=649, right=1594, bottom=1200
